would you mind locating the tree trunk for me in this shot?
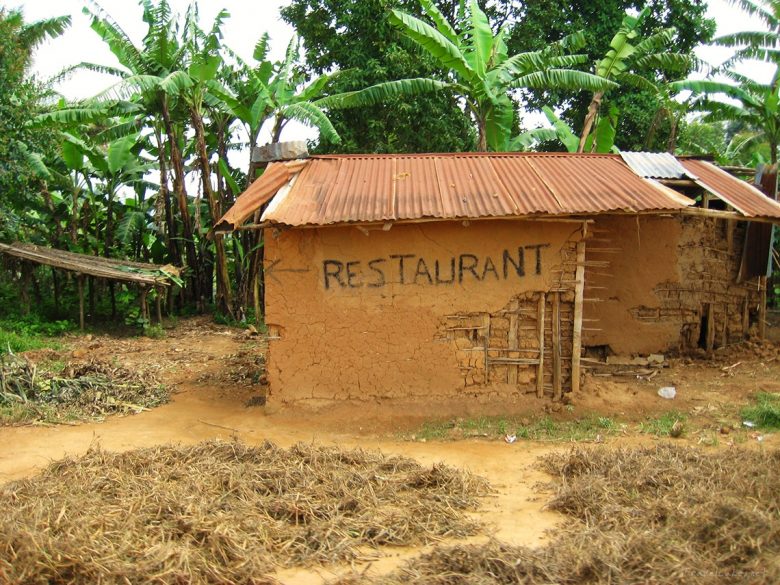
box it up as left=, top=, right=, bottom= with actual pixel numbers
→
left=477, top=119, right=487, bottom=152
left=161, top=98, right=201, bottom=304
left=155, top=126, right=181, bottom=267
left=190, top=107, right=233, bottom=318
left=666, top=114, right=680, bottom=153
left=578, top=91, right=604, bottom=153
left=772, top=140, right=778, bottom=166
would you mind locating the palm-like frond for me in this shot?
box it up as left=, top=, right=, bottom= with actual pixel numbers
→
left=419, top=0, right=459, bottom=44
left=282, top=102, right=341, bottom=144
left=633, top=53, right=693, bottom=72
left=715, top=30, right=780, bottom=48
left=18, top=15, right=71, bottom=50
left=618, top=72, right=660, bottom=92
left=83, top=2, right=145, bottom=75
left=726, top=0, right=779, bottom=28
left=316, top=79, right=451, bottom=109
left=388, top=9, right=474, bottom=81
left=511, top=69, right=618, bottom=92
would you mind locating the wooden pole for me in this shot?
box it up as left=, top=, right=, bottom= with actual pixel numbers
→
left=571, top=231, right=587, bottom=394
left=552, top=292, right=562, bottom=400
left=706, top=303, right=715, bottom=352
left=482, top=313, right=491, bottom=382
left=507, top=299, right=519, bottom=385
left=536, top=293, right=546, bottom=398
left=155, top=286, right=163, bottom=325
left=743, top=296, right=750, bottom=338
left=759, top=276, right=767, bottom=339
left=77, top=274, right=85, bottom=331
left=139, top=286, right=149, bottom=324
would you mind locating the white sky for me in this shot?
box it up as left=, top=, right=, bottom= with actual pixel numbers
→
left=14, top=0, right=778, bottom=141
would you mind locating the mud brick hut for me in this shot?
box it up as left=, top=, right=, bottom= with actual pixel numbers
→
left=217, top=151, right=780, bottom=410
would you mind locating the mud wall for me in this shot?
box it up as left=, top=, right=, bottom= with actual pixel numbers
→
left=263, top=220, right=584, bottom=409
left=583, top=215, right=761, bottom=355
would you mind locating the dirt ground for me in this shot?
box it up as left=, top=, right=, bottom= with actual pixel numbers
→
left=2, top=316, right=779, bottom=584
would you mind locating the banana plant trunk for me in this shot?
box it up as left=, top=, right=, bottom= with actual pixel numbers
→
left=155, top=127, right=181, bottom=268
left=190, top=108, right=234, bottom=318
left=578, top=91, right=604, bottom=153
left=161, top=100, right=201, bottom=304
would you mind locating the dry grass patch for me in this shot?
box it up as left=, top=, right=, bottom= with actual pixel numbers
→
left=0, top=440, right=488, bottom=584
left=369, top=445, right=780, bottom=584
left=0, top=353, right=168, bottom=424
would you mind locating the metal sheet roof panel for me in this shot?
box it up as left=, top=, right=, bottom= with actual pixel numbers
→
left=620, top=151, right=695, bottom=179
left=260, top=153, right=695, bottom=226
left=680, top=159, right=780, bottom=219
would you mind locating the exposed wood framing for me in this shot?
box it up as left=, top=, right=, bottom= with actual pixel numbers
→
left=552, top=292, right=562, bottom=400
left=571, top=224, right=587, bottom=394
left=536, top=293, right=546, bottom=398
left=507, top=299, right=519, bottom=385
left=483, top=313, right=492, bottom=381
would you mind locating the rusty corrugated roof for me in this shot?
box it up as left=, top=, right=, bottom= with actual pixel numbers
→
left=620, top=152, right=695, bottom=179
left=254, top=153, right=694, bottom=227
left=680, top=159, right=780, bottom=219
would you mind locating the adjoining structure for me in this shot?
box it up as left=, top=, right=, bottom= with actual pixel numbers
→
left=217, top=151, right=780, bottom=410
left=0, top=242, right=180, bottom=329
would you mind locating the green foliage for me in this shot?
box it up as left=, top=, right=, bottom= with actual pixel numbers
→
left=0, top=315, right=72, bottom=353
left=639, top=411, right=687, bottom=436
left=329, top=0, right=615, bottom=151
left=741, top=392, right=780, bottom=429
left=409, top=414, right=619, bottom=442
left=511, top=0, right=714, bottom=151
left=281, top=0, right=476, bottom=153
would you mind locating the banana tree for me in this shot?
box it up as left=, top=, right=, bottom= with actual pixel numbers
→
left=577, top=8, right=692, bottom=153
left=209, top=33, right=341, bottom=184
left=180, top=7, right=234, bottom=317
left=80, top=0, right=201, bottom=299
left=510, top=106, right=580, bottom=152
left=671, top=68, right=780, bottom=164
left=316, top=0, right=616, bottom=151
left=715, top=0, right=780, bottom=67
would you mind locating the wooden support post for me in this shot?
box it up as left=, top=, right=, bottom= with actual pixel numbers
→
left=482, top=313, right=491, bottom=382
left=743, top=296, right=750, bottom=338
left=139, top=286, right=149, bottom=324
left=706, top=303, right=715, bottom=352
left=507, top=299, right=519, bottom=385
left=571, top=235, right=587, bottom=394
left=552, top=292, right=562, bottom=400
left=536, top=293, right=546, bottom=398
left=77, top=274, right=85, bottom=331
left=721, top=308, right=729, bottom=347
left=759, top=276, right=767, bottom=339
left=155, top=286, right=163, bottom=325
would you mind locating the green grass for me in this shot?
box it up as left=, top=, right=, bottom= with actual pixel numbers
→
left=639, top=411, right=686, bottom=437
left=741, top=393, right=780, bottom=429
left=409, top=414, right=619, bottom=442
left=0, top=316, right=74, bottom=353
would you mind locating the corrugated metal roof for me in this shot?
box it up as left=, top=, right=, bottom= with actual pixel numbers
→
left=214, top=162, right=293, bottom=231
left=680, top=159, right=780, bottom=219
left=620, top=152, right=696, bottom=179
left=258, top=153, right=694, bottom=226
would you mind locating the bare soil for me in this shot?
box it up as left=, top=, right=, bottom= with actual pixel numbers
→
left=1, top=316, right=779, bottom=584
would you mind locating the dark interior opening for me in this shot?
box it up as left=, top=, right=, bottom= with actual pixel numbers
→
left=698, top=304, right=710, bottom=349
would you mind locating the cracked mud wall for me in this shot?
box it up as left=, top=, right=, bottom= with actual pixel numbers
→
left=263, top=219, right=581, bottom=409
left=584, top=215, right=761, bottom=355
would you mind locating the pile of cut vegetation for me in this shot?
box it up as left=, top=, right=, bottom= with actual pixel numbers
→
left=0, top=440, right=488, bottom=584
left=0, top=351, right=167, bottom=423
left=372, top=445, right=780, bottom=584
